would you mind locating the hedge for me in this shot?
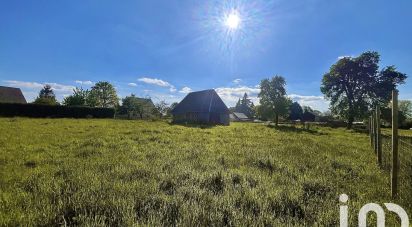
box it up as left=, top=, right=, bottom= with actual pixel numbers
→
left=0, top=103, right=115, bottom=118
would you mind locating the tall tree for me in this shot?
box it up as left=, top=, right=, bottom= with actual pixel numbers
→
left=119, top=94, right=143, bottom=119
left=62, top=87, right=89, bottom=106
left=33, top=84, right=59, bottom=105
left=258, top=76, right=291, bottom=126
left=321, top=51, right=406, bottom=128
left=234, top=93, right=255, bottom=118
left=88, top=81, right=119, bottom=108
left=399, top=100, right=412, bottom=119
left=289, top=102, right=303, bottom=121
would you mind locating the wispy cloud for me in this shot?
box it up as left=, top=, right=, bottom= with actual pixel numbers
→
left=138, top=77, right=171, bottom=87
left=128, top=82, right=137, bottom=87
left=138, top=77, right=176, bottom=93
left=337, top=55, right=354, bottom=60
left=3, top=80, right=44, bottom=89
left=179, top=86, right=193, bottom=94
left=75, top=80, right=93, bottom=85
left=233, top=78, right=242, bottom=84
left=4, top=80, right=75, bottom=92
left=288, top=94, right=329, bottom=111
left=213, top=85, right=329, bottom=111
left=215, top=86, right=261, bottom=107
left=2, top=80, right=76, bottom=102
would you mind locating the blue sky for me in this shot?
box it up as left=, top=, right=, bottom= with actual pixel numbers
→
left=1, top=0, right=411, bottom=111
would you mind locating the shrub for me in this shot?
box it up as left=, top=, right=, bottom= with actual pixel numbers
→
left=0, top=103, right=114, bottom=118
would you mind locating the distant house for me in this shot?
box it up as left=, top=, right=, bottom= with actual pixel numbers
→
left=0, top=86, right=27, bottom=104
left=171, top=89, right=230, bottom=125
left=230, top=112, right=250, bottom=122
left=136, top=98, right=157, bottom=118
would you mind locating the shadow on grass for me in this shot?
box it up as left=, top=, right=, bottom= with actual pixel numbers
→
left=267, top=125, right=327, bottom=135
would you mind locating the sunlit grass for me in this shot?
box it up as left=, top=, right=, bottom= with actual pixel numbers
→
left=0, top=118, right=409, bottom=226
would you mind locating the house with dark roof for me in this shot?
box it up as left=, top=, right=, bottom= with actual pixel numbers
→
left=136, top=97, right=157, bottom=118
left=171, top=89, right=230, bottom=125
left=0, top=86, right=27, bottom=104
left=230, top=112, right=250, bottom=122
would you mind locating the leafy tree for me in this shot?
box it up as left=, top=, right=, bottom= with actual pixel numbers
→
left=62, top=87, right=89, bottom=106
left=33, top=84, right=59, bottom=105
left=321, top=51, right=406, bottom=128
left=289, top=102, right=303, bottom=120
left=119, top=94, right=143, bottom=119
left=234, top=93, right=255, bottom=118
left=88, top=81, right=119, bottom=108
left=399, top=100, right=412, bottom=119
left=255, top=104, right=274, bottom=121
left=258, top=76, right=291, bottom=126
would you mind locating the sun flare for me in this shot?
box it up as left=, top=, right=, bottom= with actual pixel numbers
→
left=224, top=11, right=241, bottom=29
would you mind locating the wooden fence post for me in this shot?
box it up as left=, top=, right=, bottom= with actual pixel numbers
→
left=374, top=109, right=378, bottom=154
left=376, top=106, right=382, bottom=166
left=369, top=115, right=373, bottom=147
left=391, top=90, right=399, bottom=199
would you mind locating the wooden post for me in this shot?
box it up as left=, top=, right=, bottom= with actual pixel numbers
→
left=373, top=109, right=378, bottom=154
left=391, top=90, right=399, bottom=199
left=369, top=116, right=373, bottom=147
left=376, top=106, right=382, bottom=166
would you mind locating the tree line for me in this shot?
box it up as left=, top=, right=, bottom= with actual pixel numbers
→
left=253, top=51, right=410, bottom=128
left=32, top=81, right=176, bottom=119
left=30, top=50, right=411, bottom=127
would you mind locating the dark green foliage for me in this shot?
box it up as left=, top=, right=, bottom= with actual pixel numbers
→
left=258, top=76, right=291, bottom=125
left=321, top=51, right=407, bottom=128
left=33, top=84, right=59, bottom=105
left=88, top=81, right=119, bottom=108
left=63, top=87, right=89, bottom=106
left=119, top=95, right=157, bottom=119
left=0, top=103, right=114, bottom=118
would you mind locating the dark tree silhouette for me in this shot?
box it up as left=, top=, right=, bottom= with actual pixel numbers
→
left=321, top=51, right=406, bottom=128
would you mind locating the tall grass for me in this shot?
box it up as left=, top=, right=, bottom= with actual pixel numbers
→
left=0, top=118, right=409, bottom=226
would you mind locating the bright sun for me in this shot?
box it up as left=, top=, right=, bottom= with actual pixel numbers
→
left=224, top=11, right=241, bottom=29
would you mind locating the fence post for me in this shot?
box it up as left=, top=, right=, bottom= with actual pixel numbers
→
left=369, top=115, right=373, bottom=147
left=374, top=109, right=378, bottom=154
left=376, top=106, right=382, bottom=167
left=391, top=90, right=399, bottom=199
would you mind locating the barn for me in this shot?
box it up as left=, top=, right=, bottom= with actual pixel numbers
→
left=0, top=86, right=27, bottom=104
left=171, top=89, right=230, bottom=125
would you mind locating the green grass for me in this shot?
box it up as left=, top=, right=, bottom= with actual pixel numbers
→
left=0, top=118, right=410, bottom=226
left=382, top=127, right=412, bottom=137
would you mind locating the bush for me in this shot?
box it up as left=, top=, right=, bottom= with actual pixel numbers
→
left=0, top=103, right=114, bottom=118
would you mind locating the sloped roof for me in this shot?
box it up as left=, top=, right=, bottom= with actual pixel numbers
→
left=171, top=89, right=229, bottom=114
left=232, top=112, right=249, bottom=119
left=136, top=98, right=155, bottom=109
left=0, top=86, right=27, bottom=104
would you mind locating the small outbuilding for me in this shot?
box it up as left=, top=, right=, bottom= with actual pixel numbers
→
left=171, top=89, right=230, bottom=125
left=230, top=112, right=250, bottom=122
left=0, top=86, right=27, bottom=104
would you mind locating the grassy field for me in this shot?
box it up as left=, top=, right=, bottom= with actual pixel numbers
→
left=382, top=127, right=412, bottom=137
left=0, top=118, right=410, bottom=226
